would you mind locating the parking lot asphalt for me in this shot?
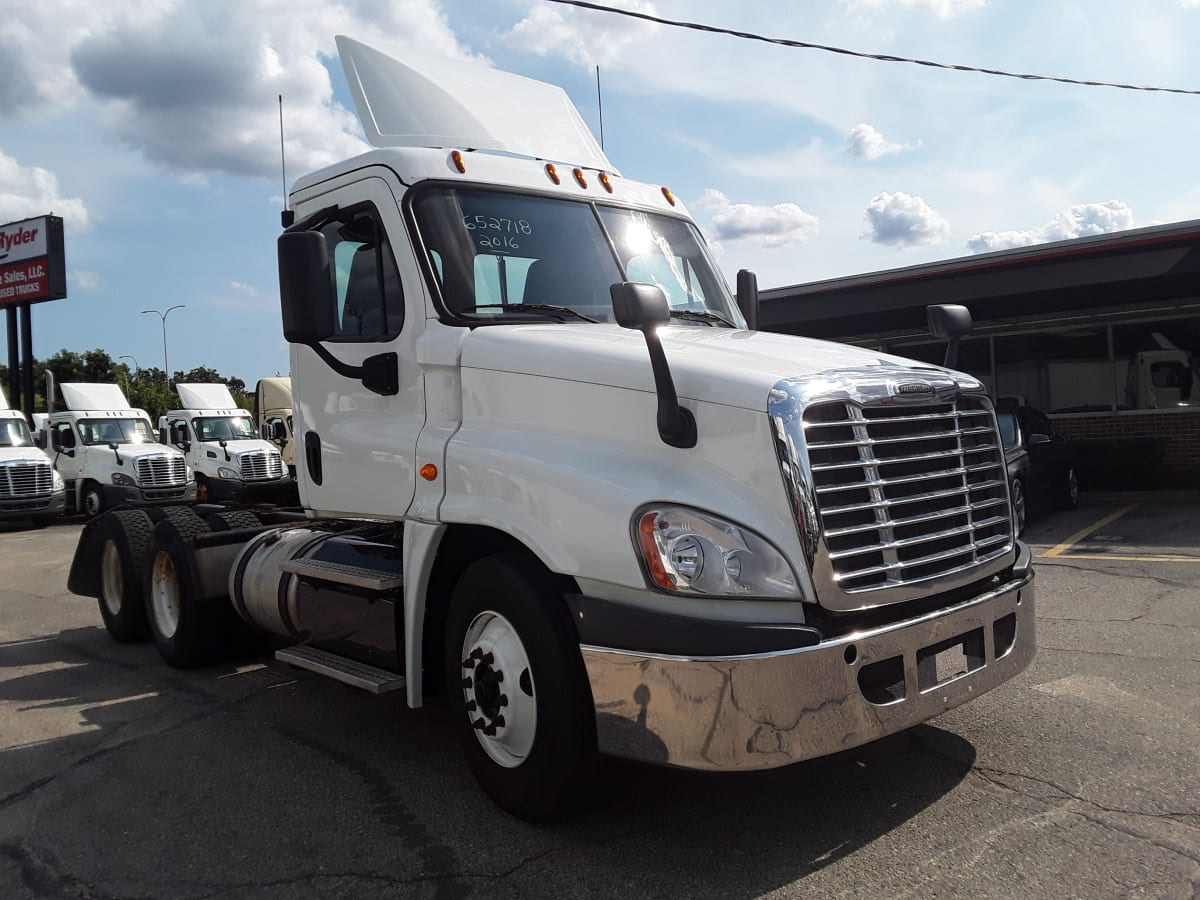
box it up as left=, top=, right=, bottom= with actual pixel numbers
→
left=0, top=503, right=1198, bottom=900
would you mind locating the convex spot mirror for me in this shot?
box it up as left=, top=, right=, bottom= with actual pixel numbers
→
left=611, top=282, right=670, bottom=331
left=278, top=230, right=336, bottom=345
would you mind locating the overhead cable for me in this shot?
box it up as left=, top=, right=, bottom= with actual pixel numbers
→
left=543, top=0, right=1200, bottom=97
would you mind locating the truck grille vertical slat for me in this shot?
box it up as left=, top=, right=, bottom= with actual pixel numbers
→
left=0, top=462, right=53, bottom=498
left=135, top=455, right=187, bottom=488
left=805, top=395, right=1013, bottom=595
left=238, top=451, right=284, bottom=481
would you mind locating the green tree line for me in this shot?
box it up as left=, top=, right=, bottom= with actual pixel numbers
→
left=1, top=349, right=250, bottom=421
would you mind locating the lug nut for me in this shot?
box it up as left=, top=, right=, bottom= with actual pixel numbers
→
left=465, top=700, right=476, bottom=712
left=460, top=677, right=472, bottom=689
left=472, top=717, right=485, bottom=730
left=492, top=714, right=506, bottom=728
left=480, top=651, right=494, bottom=665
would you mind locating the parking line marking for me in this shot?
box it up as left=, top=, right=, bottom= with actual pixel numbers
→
left=1044, top=553, right=1200, bottom=563
left=1039, top=504, right=1136, bottom=559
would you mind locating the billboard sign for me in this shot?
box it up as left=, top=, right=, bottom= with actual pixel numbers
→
left=0, top=215, right=67, bottom=307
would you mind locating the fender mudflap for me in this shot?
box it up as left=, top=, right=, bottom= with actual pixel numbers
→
left=66, top=515, right=106, bottom=598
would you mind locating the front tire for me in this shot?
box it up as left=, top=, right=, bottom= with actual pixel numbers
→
left=81, top=481, right=105, bottom=518
left=444, top=551, right=596, bottom=821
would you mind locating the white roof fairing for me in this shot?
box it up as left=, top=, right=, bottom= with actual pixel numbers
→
left=334, top=35, right=618, bottom=175
left=176, top=383, right=239, bottom=411
left=61, top=383, right=133, bottom=411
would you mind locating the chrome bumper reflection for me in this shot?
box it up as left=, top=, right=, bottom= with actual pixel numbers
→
left=582, top=572, right=1034, bottom=771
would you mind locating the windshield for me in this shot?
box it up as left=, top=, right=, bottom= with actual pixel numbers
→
left=79, top=418, right=156, bottom=445
left=997, top=412, right=1019, bottom=449
left=0, top=418, right=33, bottom=448
left=412, top=187, right=740, bottom=325
left=193, top=416, right=257, bottom=442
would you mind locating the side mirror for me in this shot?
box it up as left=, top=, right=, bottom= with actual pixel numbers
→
left=926, top=304, right=973, bottom=368
left=271, top=421, right=287, bottom=442
left=1028, top=433, right=1052, bottom=447
left=278, top=230, right=337, bottom=344
left=736, top=269, right=759, bottom=331
left=611, top=281, right=670, bottom=330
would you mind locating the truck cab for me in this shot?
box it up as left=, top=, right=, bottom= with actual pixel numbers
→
left=0, top=388, right=65, bottom=526
left=254, top=377, right=295, bottom=476
left=49, top=383, right=194, bottom=516
left=160, top=383, right=290, bottom=503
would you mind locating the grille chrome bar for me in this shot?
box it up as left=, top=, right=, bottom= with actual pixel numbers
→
left=135, top=455, right=187, bottom=488
left=239, top=450, right=284, bottom=481
left=0, top=462, right=54, bottom=498
left=828, top=515, right=1012, bottom=560
left=806, top=426, right=995, bottom=451
left=825, top=498, right=1010, bottom=538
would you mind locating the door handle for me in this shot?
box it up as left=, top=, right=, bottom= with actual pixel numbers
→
left=305, top=432, right=323, bottom=485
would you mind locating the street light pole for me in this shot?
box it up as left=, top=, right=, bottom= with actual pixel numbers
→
left=118, top=355, right=139, bottom=375
left=141, top=305, right=185, bottom=387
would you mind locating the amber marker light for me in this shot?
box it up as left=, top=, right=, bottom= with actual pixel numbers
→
left=638, top=512, right=676, bottom=591
left=545, top=163, right=561, bottom=184
left=661, top=186, right=676, bottom=206
left=450, top=150, right=466, bottom=173
left=573, top=167, right=588, bottom=189
left=598, top=172, right=614, bottom=193
left=420, top=464, right=439, bottom=481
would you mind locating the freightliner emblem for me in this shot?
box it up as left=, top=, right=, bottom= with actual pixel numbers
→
left=894, top=382, right=934, bottom=395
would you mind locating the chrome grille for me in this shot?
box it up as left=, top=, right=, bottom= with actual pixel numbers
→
left=239, top=451, right=284, bottom=481
left=804, top=395, right=1013, bottom=594
left=0, top=462, right=53, bottom=498
left=135, top=455, right=187, bottom=487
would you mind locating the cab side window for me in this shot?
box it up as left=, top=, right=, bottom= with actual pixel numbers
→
left=52, top=422, right=76, bottom=449
left=320, top=207, right=404, bottom=340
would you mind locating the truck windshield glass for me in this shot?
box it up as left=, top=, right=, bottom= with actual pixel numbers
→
left=0, top=419, right=33, bottom=447
left=412, top=188, right=739, bottom=325
left=193, top=416, right=257, bottom=442
left=79, top=418, right=155, bottom=445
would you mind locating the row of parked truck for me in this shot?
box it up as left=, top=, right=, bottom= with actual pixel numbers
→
left=0, top=378, right=296, bottom=525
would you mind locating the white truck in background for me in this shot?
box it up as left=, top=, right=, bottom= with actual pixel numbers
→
left=0, top=387, right=65, bottom=526
left=1126, top=336, right=1197, bottom=409
left=68, top=38, right=1035, bottom=821
left=159, top=383, right=290, bottom=503
left=48, top=383, right=194, bottom=516
left=254, top=377, right=295, bottom=476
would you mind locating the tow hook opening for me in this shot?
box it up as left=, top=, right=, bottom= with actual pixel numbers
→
left=858, top=655, right=906, bottom=705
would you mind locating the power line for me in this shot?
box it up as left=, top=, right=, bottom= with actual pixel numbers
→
left=543, top=0, right=1200, bottom=97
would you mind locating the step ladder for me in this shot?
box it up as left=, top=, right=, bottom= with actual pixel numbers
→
left=276, top=645, right=406, bottom=694
left=279, top=557, right=404, bottom=591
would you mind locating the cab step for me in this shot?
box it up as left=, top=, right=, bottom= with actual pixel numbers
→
left=275, top=645, right=406, bottom=694
left=279, top=557, right=404, bottom=591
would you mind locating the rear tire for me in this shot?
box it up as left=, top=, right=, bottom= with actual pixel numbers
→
left=143, top=515, right=223, bottom=668
left=204, top=510, right=262, bottom=532
left=96, top=509, right=155, bottom=643
left=444, top=551, right=596, bottom=821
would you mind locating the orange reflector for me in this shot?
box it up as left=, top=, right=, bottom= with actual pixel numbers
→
left=545, top=163, right=560, bottom=184
left=450, top=150, right=466, bottom=173
left=661, top=186, right=676, bottom=206
left=420, top=464, right=439, bottom=481
left=573, top=167, right=588, bottom=189
left=598, top=172, right=613, bottom=193
left=638, top=512, right=675, bottom=591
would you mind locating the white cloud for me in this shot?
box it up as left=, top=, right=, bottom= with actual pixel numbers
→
left=846, top=123, right=909, bottom=160
left=68, top=270, right=102, bottom=291
left=965, top=200, right=1136, bottom=253
left=843, top=0, right=987, bottom=20
left=861, top=191, right=949, bottom=247
left=507, top=0, right=659, bottom=67
left=1, top=0, right=472, bottom=180
left=0, top=149, right=90, bottom=229
left=697, top=189, right=819, bottom=248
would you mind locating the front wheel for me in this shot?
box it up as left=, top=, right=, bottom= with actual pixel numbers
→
left=81, top=481, right=105, bottom=518
left=444, top=551, right=596, bottom=821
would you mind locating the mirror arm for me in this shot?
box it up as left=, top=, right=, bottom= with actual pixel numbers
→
left=944, top=338, right=961, bottom=369
left=305, top=342, right=399, bottom=396
left=642, top=329, right=697, bottom=449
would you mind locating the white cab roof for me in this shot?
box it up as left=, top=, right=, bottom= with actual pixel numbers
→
left=61, top=383, right=132, bottom=411
left=176, top=383, right=238, bottom=410
left=335, top=35, right=617, bottom=174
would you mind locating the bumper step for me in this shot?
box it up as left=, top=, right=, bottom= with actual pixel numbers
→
left=279, top=557, right=403, bottom=591
left=275, top=645, right=406, bottom=694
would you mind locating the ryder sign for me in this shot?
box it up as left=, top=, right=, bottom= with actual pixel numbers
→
left=0, top=215, right=66, bottom=307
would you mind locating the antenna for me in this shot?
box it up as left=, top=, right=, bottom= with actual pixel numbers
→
left=279, top=95, right=294, bottom=228
left=595, top=65, right=605, bottom=150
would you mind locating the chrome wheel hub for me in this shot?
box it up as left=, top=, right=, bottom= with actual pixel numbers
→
left=460, top=611, right=536, bottom=768
left=100, top=540, right=123, bottom=616
left=150, top=551, right=181, bottom=639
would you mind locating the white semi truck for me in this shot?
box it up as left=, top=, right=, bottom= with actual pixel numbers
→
left=254, top=376, right=295, bottom=476
left=68, top=37, right=1035, bottom=820
left=49, top=383, right=195, bottom=516
left=160, top=383, right=291, bottom=502
left=0, top=387, right=65, bottom=526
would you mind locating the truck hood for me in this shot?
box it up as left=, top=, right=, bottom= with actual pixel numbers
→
left=0, top=447, right=51, bottom=465
left=105, top=443, right=182, bottom=462
left=459, top=324, right=953, bottom=411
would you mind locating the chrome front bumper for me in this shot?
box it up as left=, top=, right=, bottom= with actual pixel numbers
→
left=581, top=566, right=1035, bottom=771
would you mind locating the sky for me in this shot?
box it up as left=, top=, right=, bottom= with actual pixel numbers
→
left=3, top=0, right=1200, bottom=386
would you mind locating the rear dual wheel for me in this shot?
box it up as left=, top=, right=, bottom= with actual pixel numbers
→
left=95, top=509, right=155, bottom=642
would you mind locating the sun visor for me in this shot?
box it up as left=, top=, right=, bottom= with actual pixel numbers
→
left=176, top=383, right=238, bottom=410
left=335, top=35, right=618, bottom=175
left=61, top=383, right=132, bottom=411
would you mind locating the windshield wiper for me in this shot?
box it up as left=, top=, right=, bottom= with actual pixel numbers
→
left=460, top=304, right=598, bottom=323
left=668, top=309, right=736, bottom=327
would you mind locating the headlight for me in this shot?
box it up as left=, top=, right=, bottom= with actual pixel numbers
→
left=111, top=472, right=136, bottom=486
left=52, top=469, right=65, bottom=490
left=634, top=506, right=799, bottom=598
left=217, top=467, right=240, bottom=480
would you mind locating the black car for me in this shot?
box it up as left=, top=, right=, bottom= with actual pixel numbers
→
left=996, top=404, right=1078, bottom=535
